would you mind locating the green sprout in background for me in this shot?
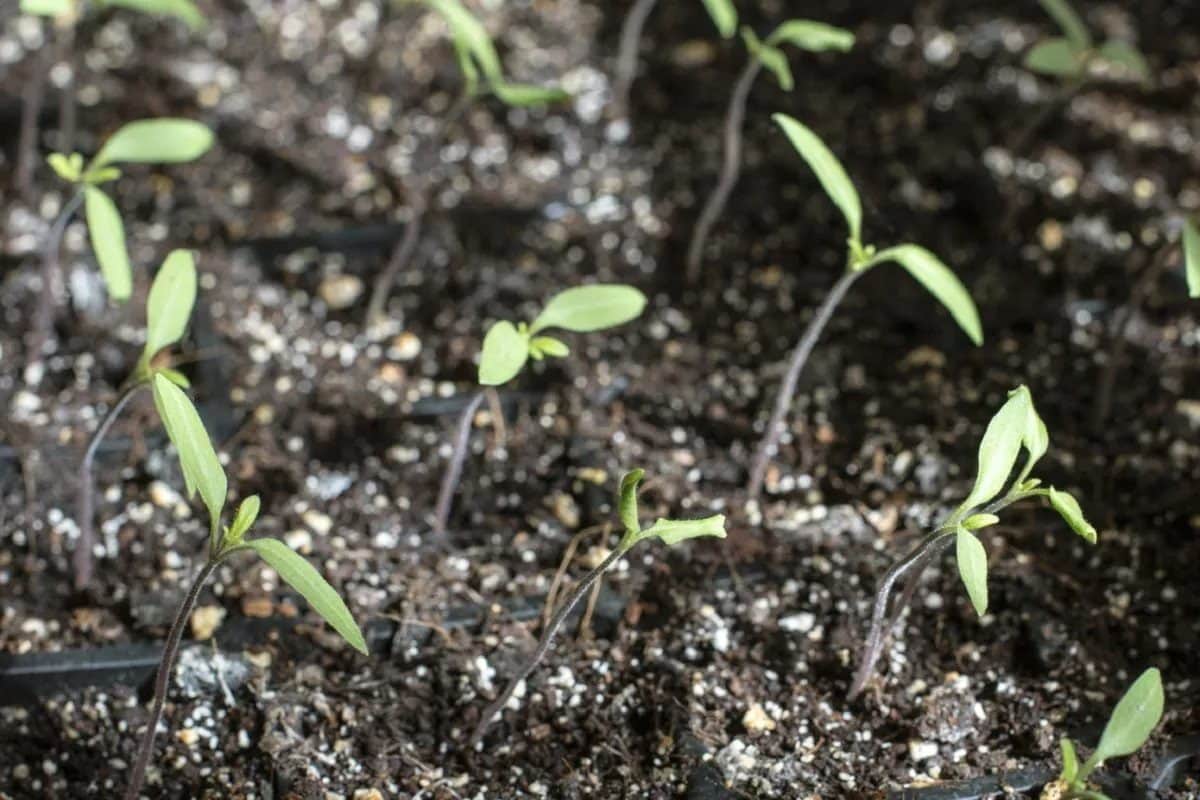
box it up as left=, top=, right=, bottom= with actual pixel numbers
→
left=29, top=118, right=213, bottom=368
left=686, top=19, right=855, bottom=283
left=123, top=374, right=367, bottom=800
left=1042, top=668, right=1164, bottom=800
left=849, top=386, right=1097, bottom=699
left=74, top=250, right=198, bottom=590
left=364, top=0, right=570, bottom=331
left=746, top=114, right=982, bottom=500
left=432, top=284, right=647, bottom=536
left=468, top=468, right=726, bottom=745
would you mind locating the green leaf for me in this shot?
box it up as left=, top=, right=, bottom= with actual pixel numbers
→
left=1047, top=487, right=1097, bottom=544
left=92, top=118, right=214, bottom=168
left=771, top=113, right=862, bottom=242
left=47, top=153, right=83, bottom=182
left=766, top=19, right=855, bottom=52
left=423, top=0, right=503, bottom=80
left=962, top=513, right=999, bottom=531
left=955, top=528, right=989, bottom=616
left=1096, top=40, right=1150, bottom=81
left=151, top=373, right=227, bottom=529
left=869, top=244, right=983, bottom=346
left=478, top=320, right=529, bottom=386
left=1059, top=738, right=1079, bottom=784
left=158, top=367, right=191, bottom=388
left=1184, top=219, right=1200, bottom=300
left=245, top=538, right=368, bottom=656
left=491, top=82, right=570, bottom=107
left=700, top=0, right=737, bottom=38
left=85, top=166, right=122, bottom=184
left=20, top=0, right=72, bottom=16
left=1021, top=391, right=1050, bottom=470
left=452, top=37, right=482, bottom=97
left=83, top=186, right=132, bottom=302
left=98, top=0, right=206, bottom=29
left=529, top=284, right=647, bottom=334
left=752, top=40, right=794, bottom=91
left=642, top=515, right=727, bottom=546
left=530, top=335, right=569, bottom=359
left=1084, top=668, right=1164, bottom=774
left=1024, top=38, right=1087, bottom=78
left=224, top=494, right=261, bottom=546
left=959, top=388, right=1030, bottom=513
left=141, top=249, right=197, bottom=369
left=1036, top=0, right=1092, bottom=50
left=618, top=469, right=644, bottom=536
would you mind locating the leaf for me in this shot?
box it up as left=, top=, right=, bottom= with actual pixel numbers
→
left=1022, top=390, right=1050, bottom=469
left=1185, top=219, right=1200, bottom=300
left=530, top=335, right=569, bottom=358
left=618, top=469, right=644, bottom=536
left=1037, top=0, right=1092, bottom=50
left=1087, top=668, right=1164, bottom=771
left=962, top=513, right=999, bottom=531
left=491, top=82, right=570, bottom=107
left=1024, top=38, right=1087, bottom=78
left=92, top=118, right=214, bottom=168
left=642, top=515, right=727, bottom=546
left=530, top=284, right=647, bottom=334
left=1059, top=738, right=1079, bottom=784
left=478, top=321, right=529, bottom=386
left=83, top=186, right=132, bottom=302
left=99, top=0, right=206, bottom=29
left=1096, top=40, right=1150, bottom=81
left=771, top=113, right=862, bottom=242
left=225, top=494, right=261, bottom=546
left=955, top=528, right=989, bottom=616
left=959, top=388, right=1030, bottom=513
left=141, top=249, right=197, bottom=368
left=700, top=0, right=737, bottom=38
left=151, top=373, right=227, bottom=528
left=158, top=367, right=190, bottom=388
left=1047, top=487, right=1097, bottom=544
left=754, top=42, right=795, bottom=91
left=245, top=538, right=368, bottom=655
left=766, top=19, right=855, bottom=53
left=869, top=244, right=983, bottom=346
left=20, top=0, right=72, bottom=16
left=423, top=0, right=503, bottom=80
left=47, top=153, right=82, bottom=182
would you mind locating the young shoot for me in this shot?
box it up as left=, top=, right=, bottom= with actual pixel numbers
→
left=849, top=386, right=1098, bottom=700
left=468, top=468, right=726, bottom=745
left=686, top=20, right=855, bottom=283
left=74, top=249, right=198, bottom=590
left=746, top=115, right=983, bottom=500
left=365, top=0, right=569, bottom=330
left=1024, top=0, right=1150, bottom=84
left=1042, top=668, right=1164, bottom=800
left=124, top=374, right=367, bottom=800
left=611, top=0, right=737, bottom=122
left=31, top=118, right=213, bottom=364
left=433, top=284, right=646, bottom=535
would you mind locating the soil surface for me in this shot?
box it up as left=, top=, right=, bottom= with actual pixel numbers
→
left=1, top=0, right=1199, bottom=797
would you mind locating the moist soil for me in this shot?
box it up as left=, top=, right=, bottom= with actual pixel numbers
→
left=1, top=0, right=1198, bottom=797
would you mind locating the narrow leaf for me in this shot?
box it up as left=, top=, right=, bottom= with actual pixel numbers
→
left=618, top=469, right=644, bottom=536
left=754, top=43, right=794, bottom=91
left=1037, top=0, right=1092, bottom=50
left=1059, top=738, right=1079, bottom=784
left=142, top=249, right=197, bottom=367
left=151, top=373, right=227, bottom=528
left=1047, top=487, right=1097, bottom=544
left=83, top=186, right=132, bottom=302
left=643, top=515, right=727, bottom=546
left=1182, top=219, right=1200, bottom=300
left=159, top=367, right=191, bottom=388
left=1096, top=40, right=1150, bottom=81
left=871, top=244, right=983, bottom=345
left=100, top=0, right=206, bottom=29
left=1024, top=38, right=1087, bottom=78
left=226, top=495, right=261, bottom=545
left=530, top=335, right=569, bottom=358
left=771, top=114, right=862, bottom=242
left=962, top=513, right=999, bottom=531
left=423, top=0, right=503, bottom=80
left=959, top=388, right=1029, bottom=513
left=491, top=82, right=570, bottom=107
left=478, top=321, right=529, bottom=386
left=92, top=118, right=214, bottom=168
left=20, top=0, right=72, bottom=16
left=530, top=284, right=647, bottom=334
left=1089, top=668, right=1164, bottom=768
left=700, top=0, right=737, bottom=38
left=246, top=538, right=369, bottom=655
left=955, top=528, right=989, bottom=616
left=1022, top=390, right=1050, bottom=469
left=766, top=20, right=855, bottom=52
left=47, top=153, right=81, bottom=182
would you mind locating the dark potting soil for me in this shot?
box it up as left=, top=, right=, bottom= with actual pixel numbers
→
left=1, top=0, right=1199, bottom=797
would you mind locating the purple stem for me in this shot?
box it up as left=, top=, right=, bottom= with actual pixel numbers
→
left=432, top=391, right=485, bottom=536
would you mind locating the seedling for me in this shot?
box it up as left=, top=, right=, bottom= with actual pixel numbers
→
left=433, top=284, right=646, bottom=535
left=848, top=386, right=1098, bottom=699
left=30, top=118, right=213, bottom=364
left=686, top=20, right=855, bottom=283
left=74, top=250, right=197, bottom=590
left=746, top=115, right=983, bottom=499
left=124, top=374, right=367, bottom=800
left=468, top=468, right=726, bottom=745
left=1041, top=668, right=1164, bottom=800
left=611, top=0, right=738, bottom=122
left=364, top=0, right=569, bottom=329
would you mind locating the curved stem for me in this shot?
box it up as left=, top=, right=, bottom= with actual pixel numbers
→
left=432, top=391, right=485, bottom=537
left=610, top=0, right=660, bottom=121
left=747, top=268, right=860, bottom=499
left=469, top=545, right=625, bottom=746
left=15, top=46, right=48, bottom=199
left=28, top=189, right=84, bottom=366
left=685, top=59, right=762, bottom=284
left=124, top=560, right=217, bottom=800
left=74, top=382, right=145, bottom=590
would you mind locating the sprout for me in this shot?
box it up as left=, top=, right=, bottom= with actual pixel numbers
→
left=1023, top=0, right=1149, bottom=83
